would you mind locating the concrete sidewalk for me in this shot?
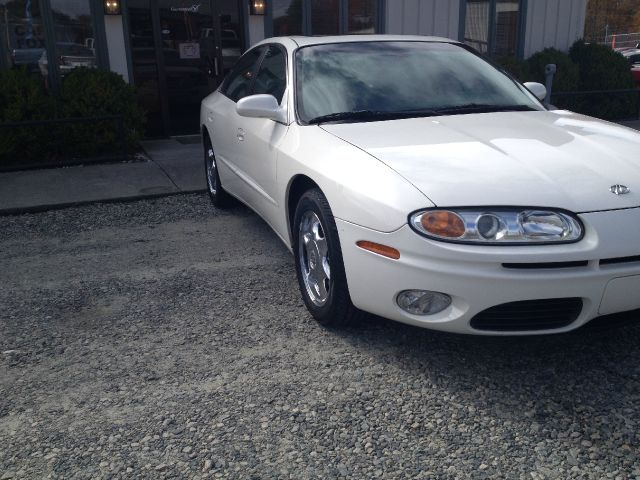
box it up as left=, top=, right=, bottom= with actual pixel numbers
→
left=0, top=138, right=206, bottom=215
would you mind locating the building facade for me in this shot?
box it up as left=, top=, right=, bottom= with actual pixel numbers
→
left=0, top=0, right=587, bottom=137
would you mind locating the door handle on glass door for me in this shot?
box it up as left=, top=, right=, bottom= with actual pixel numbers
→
left=237, top=128, right=245, bottom=141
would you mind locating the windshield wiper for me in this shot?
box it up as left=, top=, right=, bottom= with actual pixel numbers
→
left=307, top=109, right=437, bottom=125
left=306, top=104, right=536, bottom=124
left=433, top=104, right=538, bottom=115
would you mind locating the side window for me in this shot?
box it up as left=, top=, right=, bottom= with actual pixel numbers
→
left=221, top=47, right=264, bottom=103
left=252, top=46, right=287, bottom=104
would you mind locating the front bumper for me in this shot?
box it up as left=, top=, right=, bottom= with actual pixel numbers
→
left=336, top=207, right=640, bottom=335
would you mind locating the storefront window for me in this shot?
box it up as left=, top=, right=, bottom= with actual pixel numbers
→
left=273, top=0, right=302, bottom=36
left=48, top=0, right=96, bottom=78
left=494, top=0, right=519, bottom=57
left=464, top=0, right=490, bottom=54
left=463, top=0, right=521, bottom=57
left=310, top=0, right=339, bottom=35
left=270, top=0, right=380, bottom=37
left=348, top=0, right=377, bottom=34
left=0, top=0, right=47, bottom=77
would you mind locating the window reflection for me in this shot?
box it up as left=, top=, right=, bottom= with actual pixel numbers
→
left=46, top=0, right=96, bottom=78
left=464, top=0, right=520, bottom=57
left=296, top=42, right=539, bottom=122
left=348, top=0, right=377, bottom=34
left=311, top=0, right=339, bottom=35
left=253, top=46, right=286, bottom=103
left=0, top=0, right=46, bottom=77
left=271, top=0, right=380, bottom=36
left=494, top=0, right=519, bottom=57
left=273, top=0, right=302, bottom=36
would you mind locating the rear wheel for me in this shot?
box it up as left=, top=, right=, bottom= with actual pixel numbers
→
left=204, top=135, right=231, bottom=208
left=293, top=188, right=360, bottom=327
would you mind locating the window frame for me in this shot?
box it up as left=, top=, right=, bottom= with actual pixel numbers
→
left=459, top=0, right=527, bottom=59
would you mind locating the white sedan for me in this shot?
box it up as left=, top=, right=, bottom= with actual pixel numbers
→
left=200, top=35, right=640, bottom=335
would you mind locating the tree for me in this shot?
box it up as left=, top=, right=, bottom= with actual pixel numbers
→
left=584, top=0, right=639, bottom=42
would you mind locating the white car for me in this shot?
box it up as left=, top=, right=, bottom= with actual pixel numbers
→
left=200, top=35, right=640, bottom=335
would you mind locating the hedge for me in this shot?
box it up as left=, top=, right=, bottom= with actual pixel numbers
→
left=527, top=48, right=580, bottom=111
left=568, top=40, right=637, bottom=120
left=0, top=68, right=145, bottom=169
left=495, top=41, right=636, bottom=120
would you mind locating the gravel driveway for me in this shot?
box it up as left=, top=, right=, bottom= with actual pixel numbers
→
left=1, top=193, right=640, bottom=479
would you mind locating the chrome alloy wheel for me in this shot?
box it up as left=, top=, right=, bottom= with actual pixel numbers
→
left=298, top=211, right=331, bottom=306
left=206, top=147, right=217, bottom=195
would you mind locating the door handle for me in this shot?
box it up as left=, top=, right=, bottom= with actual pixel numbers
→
left=214, top=57, right=219, bottom=76
left=237, top=128, right=245, bottom=141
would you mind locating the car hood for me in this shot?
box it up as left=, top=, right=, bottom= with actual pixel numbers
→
left=321, top=110, right=640, bottom=212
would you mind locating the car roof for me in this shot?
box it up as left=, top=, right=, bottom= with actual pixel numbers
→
left=255, top=34, right=458, bottom=49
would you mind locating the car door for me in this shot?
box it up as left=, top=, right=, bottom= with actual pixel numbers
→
left=233, top=44, right=289, bottom=222
left=208, top=46, right=265, bottom=201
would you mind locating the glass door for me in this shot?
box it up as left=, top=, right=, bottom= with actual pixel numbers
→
left=129, top=0, right=165, bottom=136
left=128, top=0, right=245, bottom=137
left=215, top=0, right=244, bottom=78
left=158, top=0, right=218, bottom=135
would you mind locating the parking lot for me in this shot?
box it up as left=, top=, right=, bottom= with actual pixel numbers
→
left=1, top=193, right=640, bottom=479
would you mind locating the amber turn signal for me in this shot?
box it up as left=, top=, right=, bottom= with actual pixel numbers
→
left=419, top=210, right=466, bottom=238
left=356, top=241, right=401, bottom=260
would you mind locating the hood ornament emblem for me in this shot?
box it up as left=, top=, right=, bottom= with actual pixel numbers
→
left=610, top=184, right=630, bottom=195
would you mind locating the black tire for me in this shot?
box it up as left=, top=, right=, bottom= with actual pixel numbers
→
left=204, top=135, right=231, bottom=208
left=293, top=188, right=361, bottom=327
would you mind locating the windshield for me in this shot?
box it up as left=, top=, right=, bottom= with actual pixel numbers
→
left=295, top=41, right=543, bottom=123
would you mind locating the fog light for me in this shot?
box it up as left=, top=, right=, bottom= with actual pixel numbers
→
left=396, top=290, right=451, bottom=316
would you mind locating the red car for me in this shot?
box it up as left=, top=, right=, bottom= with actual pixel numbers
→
left=632, top=66, right=640, bottom=86
left=623, top=49, right=640, bottom=86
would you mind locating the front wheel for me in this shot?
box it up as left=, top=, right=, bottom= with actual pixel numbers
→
left=204, top=136, right=231, bottom=208
left=293, top=188, right=360, bottom=327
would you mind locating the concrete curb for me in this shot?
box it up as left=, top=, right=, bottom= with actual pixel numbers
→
left=0, top=189, right=207, bottom=216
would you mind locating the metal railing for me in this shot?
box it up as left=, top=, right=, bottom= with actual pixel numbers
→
left=0, top=114, right=127, bottom=170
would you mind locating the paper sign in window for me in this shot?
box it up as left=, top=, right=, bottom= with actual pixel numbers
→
left=179, top=43, right=200, bottom=59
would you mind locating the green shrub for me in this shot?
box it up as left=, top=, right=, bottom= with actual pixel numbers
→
left=59, top=68, right=145, bottom=156
left=0, top=68, right=55, bottom=165
left=0, top=68, right=52, bottom=122
left=527, top=48, right=580, bottom=111
left=0, top=68, right=146, bottom=169
left=568, top=40, right=637, bottom=120
left=494, top=56, right=530, bottom=82
left=527, top=48, right=580, bottom=92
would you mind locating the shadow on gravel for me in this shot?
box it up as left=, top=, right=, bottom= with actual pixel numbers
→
left=332, top=313, right=640, bottom=426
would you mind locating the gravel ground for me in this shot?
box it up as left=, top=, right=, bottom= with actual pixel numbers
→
left=1, top=193, right=640, bottom=480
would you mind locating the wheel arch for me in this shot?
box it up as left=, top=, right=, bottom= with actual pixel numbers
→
left=286, top=174, right=321, bottom=247
left=201, top=124, right=212, bottom=144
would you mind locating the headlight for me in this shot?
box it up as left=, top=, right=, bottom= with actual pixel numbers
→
left=409, top=208, right=583, bottom=245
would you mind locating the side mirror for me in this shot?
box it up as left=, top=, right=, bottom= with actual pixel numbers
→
left=523, top=82, right=547, bottom=102
left=237, top=94, right=287, bottom=123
